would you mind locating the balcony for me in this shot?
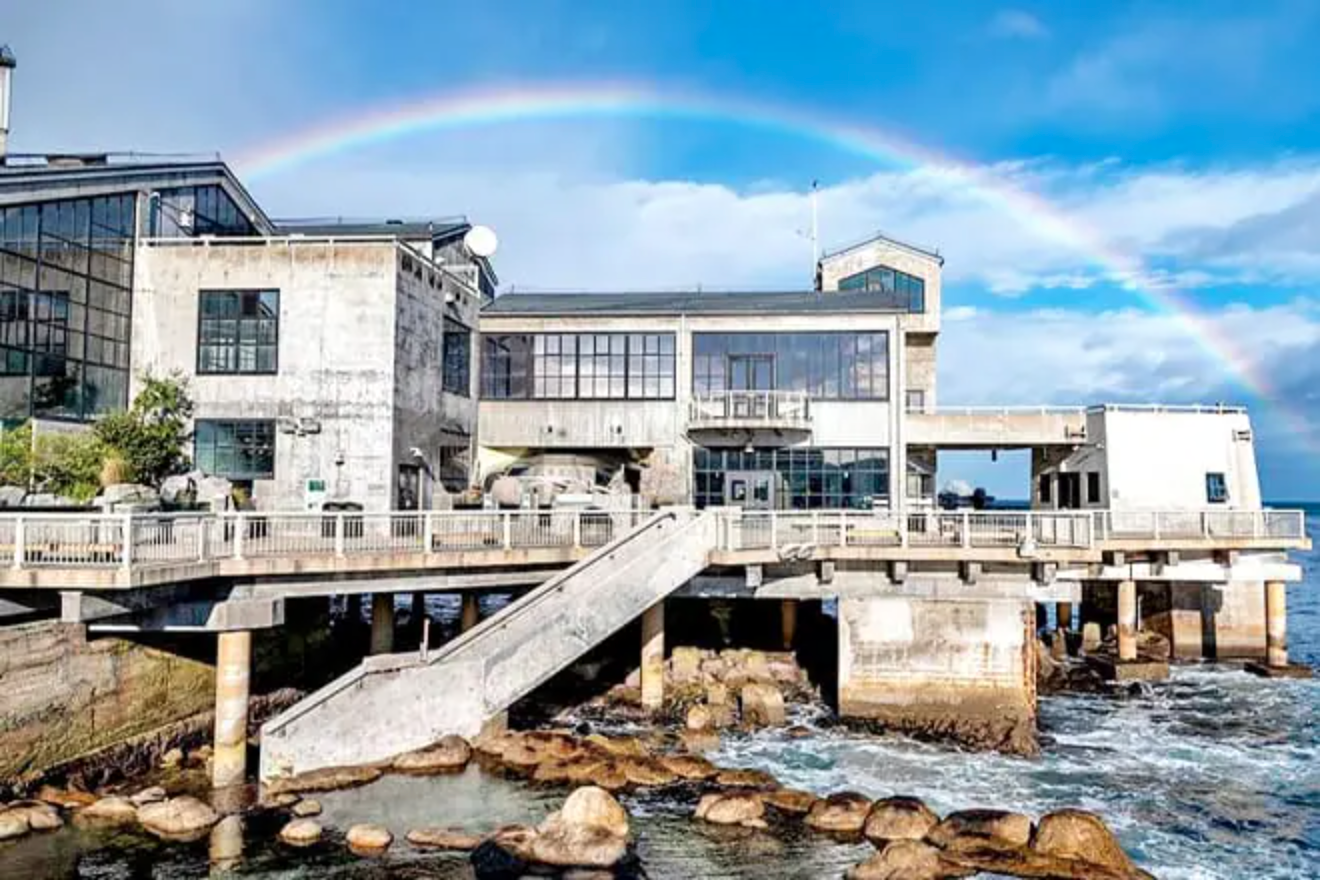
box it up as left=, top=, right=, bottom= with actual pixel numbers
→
left=687, top=391, right=812, bottom=441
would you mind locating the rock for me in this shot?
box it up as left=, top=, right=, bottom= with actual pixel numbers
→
left=560, top=786, right=629, bottom=839
left=863, top=796, right=940, bottom=845
left=1050, top=629, right=1068, bottom=661
left=197, top=475, right=234, bottom=510
left=0, top=809, right=30, bottom=840
left=265, top=764, right=382, bottom=794
left=583, top=734, right=648, bottom=759
left=136, top=796, right=220, bottom=840
left=805, top=792, right=873, bottom=833
left=1030, top=809, right=1138, bottom=875
left=657, top=754, right=718, bottom=781
left=24, top=493, right=75, bottom=507
left=528, top=816, right=629, bottom=869
left=671, top=646, right=705, bottom=682
left=99, top=483, right=161, bottom=510
left=622, top=758, right=678, bottom=788
left=75, top=796, right=138, bottom=825
left=761, top=788, right=818, bottom=815
left=533, top=760, right=575, bottom=785
left=472, top=834, right=530, bottom=878
left=699, top=658, right=729, bottom=680
left=0, top=485, right=25, bottom=507
left=847, top=838, right=967, bottom=880
left=686, top=703, right=734, bottom=732
left=739, top=683, right=786, bottom=728
left=129, top=786, right=166, bottom=806
left=346, top=823, right=393, bottom=854
left=705, top=682, right=729, bottom=706
left=1137, top=630, right=1171, bottom=661
left=785, top=725, right=814, bottom=739
left=937, top=844, right=1151, bottom=880
left=926, top=808, right=1033, bottom=850
left=768, top=658, right=803, bottom=684
left=392, top=735, right=473, bottom=772
left=681, top=729, right=721, bottom=753
left=36, top=786, right=96, bottom=809
left=407, top=826, right=484, bottom=851
left=695, top=792, right=766, bottom=826
left=291, top=798, right=322, bottom=817
left=715, top=768, right=779, bottom=790
left=1082, top=622, right=1103, bottom=653
left=160, top=747, right=184, bottom=768
left=15, top=802, right=63, bottom=831
left=261, top=792, right=301, bottom=809
left=280, top=818, right=323, bottom=847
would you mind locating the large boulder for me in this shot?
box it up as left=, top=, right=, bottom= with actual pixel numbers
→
left=695, top=793, right=766, bottom=827
left=98, top=483, right=161, bottom=511
left=657, top=754, right=718, bottom=781
left=805, top=792, right=873, bottom=833
left=715, top=768, right=778, bottom=790
left=863, top=796, right=940, bottom=845
left=75, top=796, right=138, bottom=825
left=527, top=816, right=629, bottom=869
left=136, top=796, right=220, bottom=840
left=279, top=818, right=323, bottom=847
left=761, top=788, right=818, bottom=815
left=129, top=786, right=166, bottom=806
left=739, top=683, right=786, bottom=728
left=346, top=823, right=393, bottom=854
left=37, top=786, right=96, bottom=809
left=392, top=735, right=472, bottom=773
left=847, top=839, right=967, bottom=880
left=291, top=798, right=322, bottom=817
left=12, top=802, right=62, bottom=831
left=0, top=485, right=25, bottom=508
left=622, top=758, right=679, bottom=788
left=1030, top=809, right=1138, bottom=875
left=926, top=808, right=1033, bottom=850
left=407, top=827, right=484, bottom=851
left=0, top=809, right=29, bottom=840
left=559, top=786, right=629, bottom=839
left=583, top=733, right=648, bottom=759
left=265, top=764, right=382, bottom=794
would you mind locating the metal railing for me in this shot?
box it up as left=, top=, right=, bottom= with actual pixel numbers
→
left=717, top=508, right=1306, bottom=552
left=0, top=509, right=651, bottom=569
left=688, top=391, right=811, bottom=429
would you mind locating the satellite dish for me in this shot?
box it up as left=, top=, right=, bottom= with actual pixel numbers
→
left=463, top=225, right=498, bottom=258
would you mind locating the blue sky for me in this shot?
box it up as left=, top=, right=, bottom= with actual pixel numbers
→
left=7, top=0, right=1319, bottom=499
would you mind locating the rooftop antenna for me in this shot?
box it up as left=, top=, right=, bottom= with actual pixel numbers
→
left=0, top=46, right=16, bottom=162
left=795, top=179, right=821, bottom=288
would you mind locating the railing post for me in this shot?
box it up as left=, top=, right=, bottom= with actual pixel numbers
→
left=1153, top=513, right=1161, bottom=541
left=233, top=514, right=245, bottom=560
left=1254, top=510, right=1264, bottom=540
left=810, top=511, right=818, bottom=547
left=121, top=513, right=133, bottom=568
left=770, top=511, right=778, bottom=550
left=961, top=512, right=971, bottom=548
left=197, top=516, right=209, bottom=562
left=839, top=511, right=847, bottom=547
left=1201, top=511, right=1210, bottom=539
left=502, top=512, right=512, bottom=550
left=423, top=511, right=433, bottom=553
left=898, top=511, right=908, bottom=548
left=12, top=516, right=23, bottom=568
left=573, top=511, right=583, bottom=547
left=334, top=513, right=345, bottom=557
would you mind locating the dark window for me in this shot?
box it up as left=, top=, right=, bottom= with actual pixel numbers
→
left=481, top=332, right=675, bottom=400
left=1086, top=471, right=1101, bottom=504
left=837, top=263, right=925, bottom=312
left=198, top=290, right=279, bottom=374
left=692, top=332, right=888, bottom=400
left=1038, top=473, right=1053, bottom=504
left=152, top=185, right=257, bottom=237
left=693, top=447, right=889, bottom=510
left=194, top=419, right=275, bottom=480
left=442, top=317, right=471, bottom=396
left=1205, top=472, right=1228, bottom=504
left=905, top=389, right=925, bottom=413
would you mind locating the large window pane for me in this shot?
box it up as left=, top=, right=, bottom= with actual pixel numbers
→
left=197, top=289, right=279, bottom=375
left=837, top=263, right=924, bottom=312
left=194, top=419, right=275, bottom=479
left=481, top=331, right=674, bottom=401
left=442, top=317, right=471, bottom=396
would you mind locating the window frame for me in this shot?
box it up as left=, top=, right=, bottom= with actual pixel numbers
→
left=193, top=418, right=277, bottom=481
left=1205, top=472, right=1228, bottom=504
left=441, top=317, right=472, bottom=397
left=1086, top=471, right=1101, bottom=505
left=481, top=331, right=676, bottom=401
left=196, top=289, right=280, bottom=376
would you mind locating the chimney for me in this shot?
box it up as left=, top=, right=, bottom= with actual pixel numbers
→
left=0, top=46, right=14, bottom=163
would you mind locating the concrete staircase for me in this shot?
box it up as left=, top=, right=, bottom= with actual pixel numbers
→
left=259, top=508, right=716, bottom=781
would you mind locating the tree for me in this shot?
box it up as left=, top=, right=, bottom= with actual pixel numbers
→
left=93, top=373, right=194, bottom=488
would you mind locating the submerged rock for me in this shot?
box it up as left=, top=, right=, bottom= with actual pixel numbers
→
left=0, top=809, right=30, bottom=840
left=657, top=754, right=718, bottom=781
left=290, top=798, right=322, bottom=817
left=805, top=792, right=873, bottom=834
left=761, top=788, right=818, bottom=815
left=265, top=764, right=383, bottom=794
left=863, top=796, right=940, bottom=844
left=129, top=786, right=166, bottom=806
left=279, top=818, right=323, bottom=847
left=622, top=758, right=679, bottom=788
left=714, top=768, right=778, bottom=790
left=926, top=808, right=1033, bottom=850
left=136, top=796, right=220, bottom=840
left=75, top=796, right=138, bottom=825
left=695, top=792, right=766, bottom=827
left=407, top=826, right=484, bottom=851
left=739, top=683, right=786, bottom=728
left=36, top=786, right=96, bottom=809
left=14, top=802, right=63, bottom=831
left=681, top=729, right=721, bottom=753
left=346, top=822, right=393, bottom=854
left=392, top=735, right=473, bottom=773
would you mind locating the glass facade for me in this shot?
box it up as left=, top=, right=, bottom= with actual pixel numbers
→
left=194, top=419, right=276, bottom=480
left=197, top=289, right=279, bottom=374
left=838, top=263, right=925, bottom=312
left=694, top=446, right=889, bottom=509
left=481, top=332, right=676, bottom=400
left=693, top=332, right=888, bottom=400
left=442, top=317, right=471, bottom=396
left=0, top=194, right=135, bottom=420
left=150, top=185, right=258, bottom=238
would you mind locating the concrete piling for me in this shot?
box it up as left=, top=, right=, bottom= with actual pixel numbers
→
left=211, top=630, right=251, bottom=790
left=1117, top=580, right=1137, bottom=661
left=1055, top=601, right=1072, bottom=632
left=640, top=601, right=665, bottom=710
left=780, top=599, right=797, bottom=650
left=461, top=594, right=480, bottom=632
left=370, top=594, right=394, bottom=655
left=1265, top=580, right=1288, bottom=667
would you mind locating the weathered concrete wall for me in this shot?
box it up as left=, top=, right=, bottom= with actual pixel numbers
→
left=837, top=596, right=1036, bottom=753
left=904, top=332, right=937, bottom=410
left=132, top=240, right=401, bottom=511
left=1140, top=579, right=1267, bottom=660
left=0, top=621, right=214, bottom=786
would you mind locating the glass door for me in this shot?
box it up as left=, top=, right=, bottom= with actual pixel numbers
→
left=728, top=355, right=774, bottom=417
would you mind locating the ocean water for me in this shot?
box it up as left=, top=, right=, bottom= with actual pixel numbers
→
left=1, top=507, right=1316, bottom=879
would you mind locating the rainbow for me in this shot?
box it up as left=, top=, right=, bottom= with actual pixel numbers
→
left=233, top=82, right=1313, bottom=445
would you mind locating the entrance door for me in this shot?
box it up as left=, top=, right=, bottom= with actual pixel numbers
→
left=728, top=355, right=774, bottom=418
left=725, top=470, right=776, bottom=510
left=1056, top=472, right=1082, bottom=510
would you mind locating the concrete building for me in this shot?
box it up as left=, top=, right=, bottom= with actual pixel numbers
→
left=0, top=153, right=491, bottom=512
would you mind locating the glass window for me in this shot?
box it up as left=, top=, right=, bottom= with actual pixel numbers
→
left=442, top=317, right=471, bottom=397
left=691, top=332, right=887, bottom=400
left=906, top=389, right=925, bottom=413
left=1038, top=473, right=1053, bottom=504
left=1205, top=472, right=1228, bottom=504
left=194, top=419, right=276, bottom=480
left=837, top=263, right=925, bottom=312
left=692, top=447, right=889, bottom=509
left=197, top=289, right=279, bottom=375
left=481, top=332, right=674, bottom=400
left=1086, top=471, right=1101, bottom=504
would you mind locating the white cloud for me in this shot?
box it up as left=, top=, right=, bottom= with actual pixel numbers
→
left=989, top=10, right=1049, bottom=40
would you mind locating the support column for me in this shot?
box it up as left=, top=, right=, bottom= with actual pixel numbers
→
left=1055, top=601, right=1073, bottom=632
left=411, top=592, right=426, bottom=626
left=211, top=630, right=251, bottom=790
left=370, top=594, right=394, bottom=655
left=1117, top=580, right=1137, bottom=662
left=1265, top=580, right=1288, bottom=668
left=640, top=601, right=665, bottom=711
left=461, top=594, right=480, bottom=632
left=780, top=599, right=798, bottom=651
left=345, top=594, right=363, bottom=624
